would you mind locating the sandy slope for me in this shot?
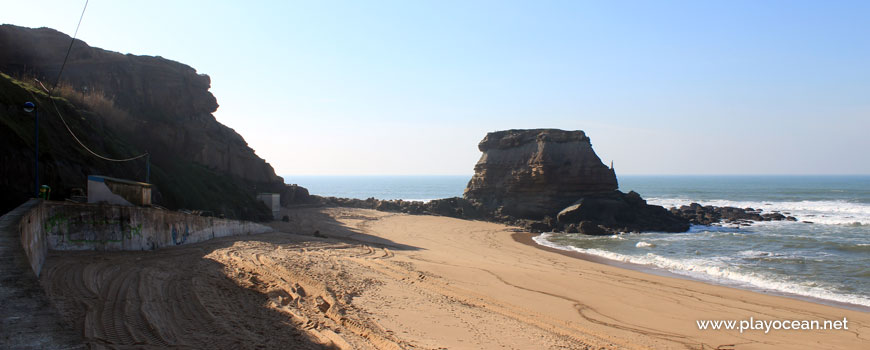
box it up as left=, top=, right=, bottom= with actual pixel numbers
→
left=41, top=208, right=869, bottom=349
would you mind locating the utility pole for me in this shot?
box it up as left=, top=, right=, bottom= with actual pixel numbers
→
left=146, top=152, right=151, bottom=183
left=24, top=102, right=39, bottom=197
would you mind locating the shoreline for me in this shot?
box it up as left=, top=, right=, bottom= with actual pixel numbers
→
left=515, top=231, right=870, bottom=313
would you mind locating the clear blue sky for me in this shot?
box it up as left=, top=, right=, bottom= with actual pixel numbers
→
left=3, top=1, right=869, bottom=175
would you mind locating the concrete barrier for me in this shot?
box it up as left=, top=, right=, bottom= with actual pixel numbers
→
left=16, top=200, right=273, bottom=276
left=18, top=199, right=49, bottom=278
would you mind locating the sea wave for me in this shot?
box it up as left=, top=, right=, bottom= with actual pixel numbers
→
left=533, top=233, right=870, bottom=308
left=636, top=241, right=656, bottom=248
left=647, top=198, right=870, bottom=226
left=833, top=243, right=870, bottom=253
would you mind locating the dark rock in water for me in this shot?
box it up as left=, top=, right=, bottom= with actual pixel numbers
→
left=556, top=191, right=689, bottom=234
left=464, top=129, right=618, bottom=219
left=565, top=223, right=579, bottom=233
left=761, top=212, right=786, bottom=221
left=578, top=221, right=608, bottom=235
left=670, top=203, right=794, bottom=226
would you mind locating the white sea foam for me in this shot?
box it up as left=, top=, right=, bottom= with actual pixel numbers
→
left=738, top=250, right=773, bottom=257
left=648, top=198, right=870, bottom=226
left=533, top=233, right=870, bottom=308
left=635, top=241, right=655, bottom=248
left=401, top=198, right=434, bottom=203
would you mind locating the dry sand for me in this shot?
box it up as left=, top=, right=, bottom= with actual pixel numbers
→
left=40, top=208, right=869, bottom=349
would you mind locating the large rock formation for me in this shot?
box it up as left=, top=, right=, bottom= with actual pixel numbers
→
left=0, top=25, right=281, bottom=186
left=0, top=25, right=307, bottom=218
left=463, top=129, right=689, bottom=234
left=464, top=129, right=618, bottom=219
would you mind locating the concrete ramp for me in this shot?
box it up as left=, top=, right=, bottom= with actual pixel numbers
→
left=0, top=200, right=85, bottom=349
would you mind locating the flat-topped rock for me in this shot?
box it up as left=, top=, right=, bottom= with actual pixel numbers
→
left=464, top=129, right=617, bottom=219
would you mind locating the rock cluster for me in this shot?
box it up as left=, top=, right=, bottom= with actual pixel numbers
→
left=555, top=191, right=689, bottom=234
left=310, top=196, right=483, bottom=219
left=669, top=203, right=797, bottom=226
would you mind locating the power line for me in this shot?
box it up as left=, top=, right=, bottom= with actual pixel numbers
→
left=34, top=79, right=148, bottom=162
left=39, top=0, right=149, bottom=163
left=53, top=0, right=89, bottom=91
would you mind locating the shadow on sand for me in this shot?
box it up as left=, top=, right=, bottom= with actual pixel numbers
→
left=38, top=207, right=416, bottom=349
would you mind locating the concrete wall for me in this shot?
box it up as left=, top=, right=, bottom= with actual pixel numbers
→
left=18, top=200, right=50, bottom=278
left=17, top=201, right=273, bottom=276
left=257, top=193, right=281, bottom=219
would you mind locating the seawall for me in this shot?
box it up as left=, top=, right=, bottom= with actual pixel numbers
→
left=1, top=199, right=273, bottom=348
left=18, top=200, right=273, bottom=277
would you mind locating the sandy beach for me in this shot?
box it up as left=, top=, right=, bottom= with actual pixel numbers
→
left=40, top=207, right=869, bottom=349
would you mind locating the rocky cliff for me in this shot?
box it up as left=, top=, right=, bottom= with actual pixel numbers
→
left=0, top=25, right=281, bottom=186
left=464, top=129, right=618, bottom=219
left=0, top=25, right=306, bottom=218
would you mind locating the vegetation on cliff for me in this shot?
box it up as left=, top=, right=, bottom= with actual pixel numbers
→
left=0, top=73, right=274, bottom=219
left=0, top=25, right=302, bottom=219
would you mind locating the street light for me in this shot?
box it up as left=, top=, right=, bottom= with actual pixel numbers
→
left=23, top=101, right=39, bottom=197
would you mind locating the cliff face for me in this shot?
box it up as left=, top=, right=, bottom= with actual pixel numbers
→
left=0, top=25, right=301, bottom=218
left=0, top=25, right=281, bottom=185
left=464, top=129, right=618, bottom=219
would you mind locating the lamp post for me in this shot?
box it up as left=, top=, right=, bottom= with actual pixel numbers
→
left=23, top=101, right=38, bottom=197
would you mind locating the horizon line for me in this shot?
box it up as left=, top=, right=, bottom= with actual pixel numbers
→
left=280, top=173, right=870, bottom=177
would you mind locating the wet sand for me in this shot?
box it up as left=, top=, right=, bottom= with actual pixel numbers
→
left=40, top=208, right=870, bottom=349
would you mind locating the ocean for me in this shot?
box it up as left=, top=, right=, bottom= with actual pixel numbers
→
left=285, top=175, right=870, bottom=309
left=284, top=175, right=470, bottom=201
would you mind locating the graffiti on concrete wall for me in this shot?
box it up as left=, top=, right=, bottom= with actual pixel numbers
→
left=171, top=224, right=190, bottom=245
left=44, top=211, right=143, bottom=244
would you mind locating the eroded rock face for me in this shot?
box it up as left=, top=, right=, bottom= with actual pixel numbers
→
left=464, top=129, right=617, bottom=219
left=0, top=25, right=304, bottom=218
left=0, top=25, right=281, bottom=185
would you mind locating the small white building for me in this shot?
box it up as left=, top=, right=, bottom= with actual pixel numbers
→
left=87, top=175, right=152, bottom=206
left=257, top=193, right=281, bottom=219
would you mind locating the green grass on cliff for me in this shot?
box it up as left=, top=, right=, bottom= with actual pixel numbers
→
left=0, top=72, right=271, bottom=220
